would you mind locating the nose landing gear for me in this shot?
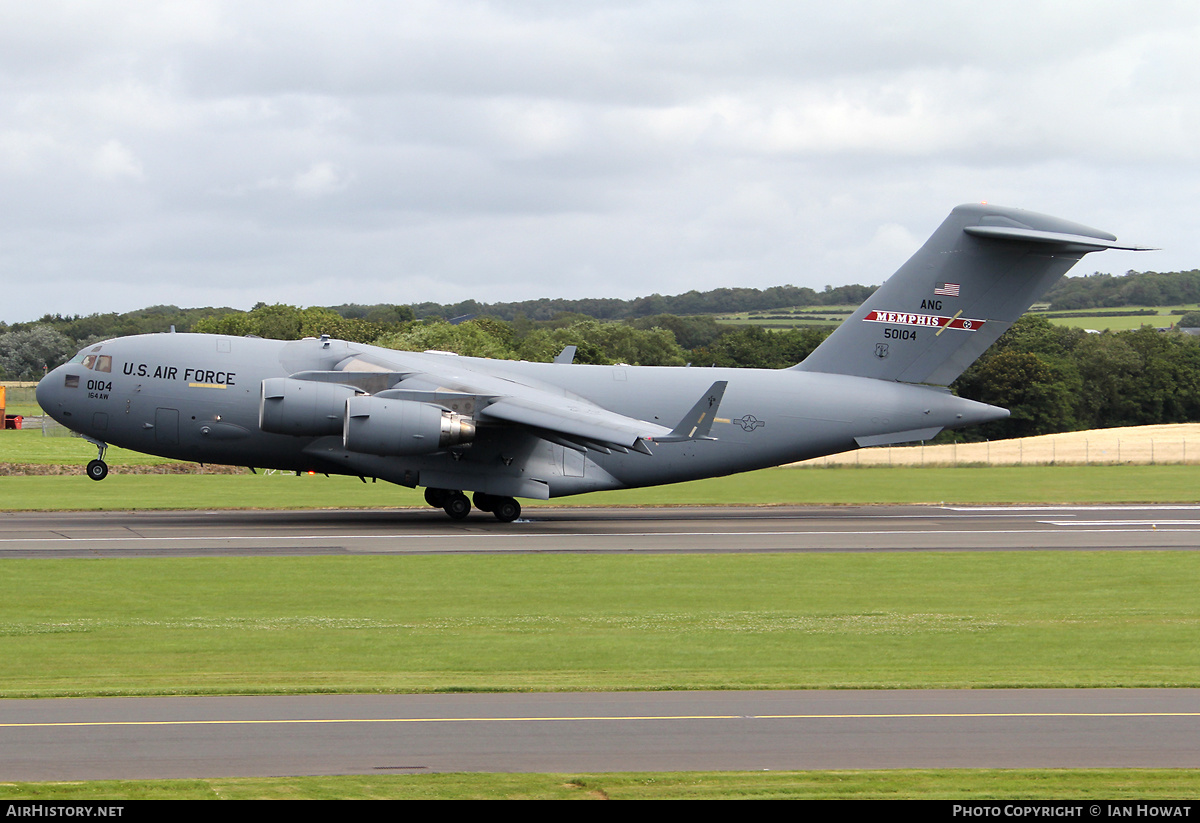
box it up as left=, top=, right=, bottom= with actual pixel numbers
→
left=85, top=440, right=109, bottom=482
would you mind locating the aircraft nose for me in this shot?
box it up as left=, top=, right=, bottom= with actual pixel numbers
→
left=36, top=367, right=66, bottom=421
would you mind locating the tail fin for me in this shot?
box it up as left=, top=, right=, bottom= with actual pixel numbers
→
left=794, top=203, right=1149, bottom=385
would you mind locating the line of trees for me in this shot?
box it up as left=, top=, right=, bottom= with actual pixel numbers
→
left=1044, top=269, right=1200, bottom=310
left=953, top=316, right=1200, bottom=440
left=395, top=283, right=875, bottom=323
left=8, top=268, right=1200, bottom=442
left=6, top=268, right=1197, bottom=345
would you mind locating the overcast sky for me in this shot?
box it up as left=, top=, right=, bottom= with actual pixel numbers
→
left=1, top=1, right=1196, bottom=324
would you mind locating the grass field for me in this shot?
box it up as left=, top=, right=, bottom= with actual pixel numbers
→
left=4, top=549, right=1200, bottom=798
left=6, top=414, right=1200, bottom=508
left=2, top=463, right=1199, bottom=509
left=1034, top=304, right=1200, bottom=331
left=4, top=770, right=1199, bottom=800
left=714, top=305, right=854, bottom=328
left=3, top=551, right=1198, bottom=697
left=9, top=418, right=1200, bottom=476
left=0, top=426, right=179, bottom=467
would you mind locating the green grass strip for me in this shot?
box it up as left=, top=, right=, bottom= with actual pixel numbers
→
left=2, top=552, right=1198, bottom=697
left=2, top=464, right=1199, bottom=510
left=4, top=425, right=1200, bottom=508
left=0, top=428, right=174, bottom=465
left=3, top=770, right=1200, bottom=799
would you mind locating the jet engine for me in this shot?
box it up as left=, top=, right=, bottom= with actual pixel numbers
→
left=343, top=394, right=475, bottom=456
left=259, top=378, right=360, bottom=436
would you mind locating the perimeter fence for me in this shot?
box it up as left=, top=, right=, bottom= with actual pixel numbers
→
left=797, top=427, right=1200, bottom=468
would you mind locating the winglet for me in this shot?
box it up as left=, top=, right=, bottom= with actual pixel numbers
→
left=650, top=381, right=728, bottom=443
left=553, top=345, right=577, bottom=364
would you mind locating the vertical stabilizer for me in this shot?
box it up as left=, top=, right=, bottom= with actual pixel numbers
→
left=794, top=204, right=1146, bottom=385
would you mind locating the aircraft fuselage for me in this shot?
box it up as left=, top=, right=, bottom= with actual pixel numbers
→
left=37, top=332, right=1003, bottom=500
left=36, top=203, right=1144, bottom=516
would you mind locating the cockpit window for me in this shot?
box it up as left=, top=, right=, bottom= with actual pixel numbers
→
left=68, top=352, right=87, bottom=364
left=75, top=354, right=112, bottom=372
left=64, top=374, right=79, bottom=389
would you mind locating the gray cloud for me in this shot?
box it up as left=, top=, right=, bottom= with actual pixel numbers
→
left=1, top=1, right=1196, bottom=323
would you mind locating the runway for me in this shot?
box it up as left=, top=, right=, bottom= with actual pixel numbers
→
left=4, top=689, right=1200, bottom=779
left=3, top=504, right=1199, bottom=780
left=3, top=503, right=1200, bottom=556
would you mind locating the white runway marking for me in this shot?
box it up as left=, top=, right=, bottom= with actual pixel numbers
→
left=7, top=710, right=1200, bottom=729
left=0, top=528, right=1192, bottom=543
left=4, top=527, right=1200, bottom=547
left=948, top=505, right=1200, bottom=511
left=1041, top=520, right=1200, bottom=526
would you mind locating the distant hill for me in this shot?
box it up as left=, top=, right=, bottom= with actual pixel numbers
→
left=341, top=282, right=877, bottom=323
left=1044, top=269, right=1200, bottom=310
left=2, top=284, right=877, bottom=344
left=6, top=268, right=1200, bottom=346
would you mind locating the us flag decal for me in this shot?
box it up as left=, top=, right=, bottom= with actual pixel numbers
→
left=934, top=282, right=960, bottom=297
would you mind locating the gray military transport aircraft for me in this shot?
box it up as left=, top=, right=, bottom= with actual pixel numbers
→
left=37, top=204, right=1145, bottom=521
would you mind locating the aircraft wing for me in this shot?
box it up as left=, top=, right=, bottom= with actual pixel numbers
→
left=294, top=357, right=726, bottom=452
left=477, top=394, right=673, bottom=449
left=475, top=381, right=727, bottom=452
left=475, top=379, right=728, bottom=450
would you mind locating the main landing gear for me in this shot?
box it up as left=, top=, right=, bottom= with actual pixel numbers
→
left=86, top=441, right=109, bottom=481
left=423, top=487, right=521, bottom=523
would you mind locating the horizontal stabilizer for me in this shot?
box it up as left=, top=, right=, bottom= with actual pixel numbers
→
left=963, top=225, right=1154, bottom=251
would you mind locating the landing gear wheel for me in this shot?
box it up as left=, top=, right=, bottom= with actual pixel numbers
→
left=86, top=459, right=109, bottom=481
left=492, top=497, right=521, bottom=523
left=472, top=492, right=494, bottom=513
left=443, top=492, right=471, bottom=520
left=424, top=487, right=449, bottom=508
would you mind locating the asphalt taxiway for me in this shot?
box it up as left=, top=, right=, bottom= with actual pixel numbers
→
left=4, top=689, right=1200, bottom=779
left=3, top=503, right=1200, bottom=556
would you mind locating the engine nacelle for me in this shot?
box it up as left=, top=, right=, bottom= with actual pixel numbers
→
left=260, top=378, right=360, bottom=436
left=343, top=395, right=475, bottom=456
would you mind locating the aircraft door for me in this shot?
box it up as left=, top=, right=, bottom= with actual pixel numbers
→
left=155, top=407, right=179, bottom=446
